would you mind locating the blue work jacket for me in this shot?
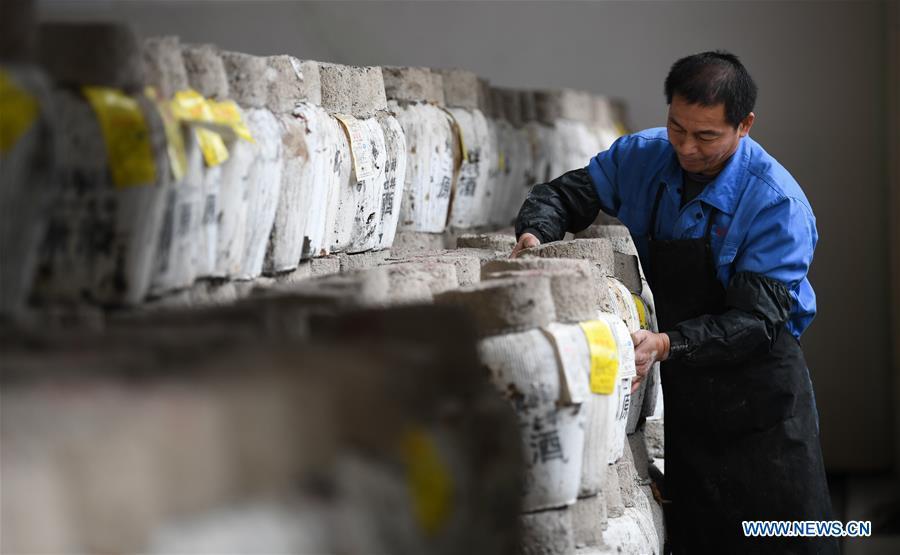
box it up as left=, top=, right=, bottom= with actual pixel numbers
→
left=586, top=127, right=818, bottom=337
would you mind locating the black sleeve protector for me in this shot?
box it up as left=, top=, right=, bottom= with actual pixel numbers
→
left=514, top=168, right=603, bottom=242
left=666, top=272, right=795, bottom=366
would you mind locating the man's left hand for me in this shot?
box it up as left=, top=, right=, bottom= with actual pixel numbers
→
left=631, top=330, right=670, bottom=394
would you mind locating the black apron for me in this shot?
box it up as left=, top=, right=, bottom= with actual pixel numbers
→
left=646, top=184, right=839, bottom=554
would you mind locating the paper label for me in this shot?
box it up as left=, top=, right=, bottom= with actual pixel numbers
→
left=401, top=428, right=453, bottom=536
left=170, top=89, right=229, bottom=167
left=542, top=324, right=590, bottom=405
left=0, top=70, right=40, bottom=155
left=579, top=319, right=619, bottom=395
left=209, top=99, right=255, bottom=143
left=195, top=128, right=229, bottom=167
left=334, top=113, right=375, bottom=181
left=632, top=293, right=649, bottom=330
left=145, top=86, right=187, bottom=181
left=82, top=86, right=157, bottom=188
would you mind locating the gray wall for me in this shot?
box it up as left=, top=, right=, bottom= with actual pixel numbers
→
left=40, top=0, right=893, bottom=472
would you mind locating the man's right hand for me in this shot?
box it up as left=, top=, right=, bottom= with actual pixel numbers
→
left=510, top=232, right=541, bottom=258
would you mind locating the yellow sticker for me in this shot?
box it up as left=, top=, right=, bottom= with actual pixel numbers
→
left=579, top=319, right=619, bottom=395
left=145, top=86, right=187, bottom=181
left=498, top=151, right=507, bottom=173
left=82, top=86, right=157, bottom=188
left=0, top=69, right=40, bottom=155
left=632, top=294, right=649, bottom=330
left=209, top=99, right=255, bottom=143
left=402, top=428, right=453, bottom=536
left=170, top=88, right=213, bottom=123
left=195, top=128, right=229, bottom=166
left=170, top=89, right=229, bottom=167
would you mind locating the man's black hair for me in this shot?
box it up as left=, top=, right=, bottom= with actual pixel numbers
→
left=664, top=50, right=757, bottom=128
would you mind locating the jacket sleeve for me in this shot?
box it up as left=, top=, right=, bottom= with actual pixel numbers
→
left=666, top=272, right=793, bottom=365
left=515, top=133, right=637, bottom=242
left=514, top=168, right=602, bottom=242
left=666, top=197, right=817, bottom=365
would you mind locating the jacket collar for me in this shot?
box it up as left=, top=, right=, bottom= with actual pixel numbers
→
left=660, top=136, right=752, bottom=216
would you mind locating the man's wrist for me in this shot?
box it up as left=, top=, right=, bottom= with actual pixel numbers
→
left=665, top=330, right=688, bottom=360
left=517, top=228, right=544, bottom=242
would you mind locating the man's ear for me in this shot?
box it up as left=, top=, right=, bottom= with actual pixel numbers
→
left=738, top=112, right=755, bottom=137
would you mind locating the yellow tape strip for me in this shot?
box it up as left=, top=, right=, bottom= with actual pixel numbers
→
left=145, top=86, right=187, bottom=182
left=437, top=106, right=467, bottom=164
left=457, top=120, right=468, bottom=163
left=402, top=428, right=453, bottom=536
left=579, top=319, right=619, bottom=395
left=632, top=293, right=649, bottom=330
left=82, top=86, right=157, bottom=188
left=0, top=69, right=40, bottom=155
left=170, top=89, right=229, bottom=167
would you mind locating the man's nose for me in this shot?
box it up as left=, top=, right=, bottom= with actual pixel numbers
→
left=677, top=137, right=699, bottom=156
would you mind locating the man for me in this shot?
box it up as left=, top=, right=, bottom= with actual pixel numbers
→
left=513, top=51, right=837, bottom=553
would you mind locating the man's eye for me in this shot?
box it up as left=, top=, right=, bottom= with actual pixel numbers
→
left=699, top=135, right=717, bottom=142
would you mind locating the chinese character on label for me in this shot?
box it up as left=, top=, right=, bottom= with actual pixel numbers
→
left=531, top=429, right=566, bottom=464
left=437, top=176, right=452, bottom=199
left=382, top=179, right=395, bottom=216
left=617, top=379, right=631, bottom=421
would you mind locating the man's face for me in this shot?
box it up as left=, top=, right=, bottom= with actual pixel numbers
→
left=666, top=94, right=754, bottom=175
